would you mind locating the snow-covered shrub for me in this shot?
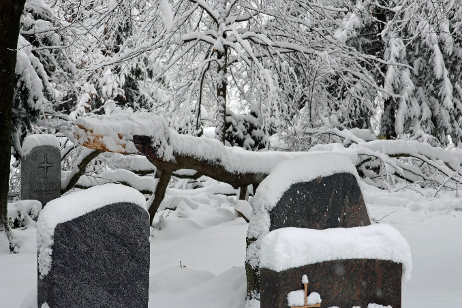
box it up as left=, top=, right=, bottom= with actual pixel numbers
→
left=223, top=108, right=266, bottom=151
left=7, top=200, right=42, bottom=229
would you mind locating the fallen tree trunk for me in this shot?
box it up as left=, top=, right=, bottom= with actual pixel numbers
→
left=132, top=135, right=268, bottom=188
left=74, top=112, right=462, bottom=223
left=74, top=113, right=308, bottom=222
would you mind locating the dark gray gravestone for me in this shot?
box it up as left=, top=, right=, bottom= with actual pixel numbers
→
left=21, top=141, right=61, bottom=206
left=38, top=202, right=150, bottom=308
left=270, top=172, right=370, bottom=231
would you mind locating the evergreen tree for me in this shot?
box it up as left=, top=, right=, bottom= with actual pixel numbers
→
left=12, top=0, right=76, bottom=154
left=340, top=0, right=462, bottom=145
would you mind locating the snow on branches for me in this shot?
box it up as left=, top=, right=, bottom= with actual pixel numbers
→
left=76, top=111, right=462, bottom=198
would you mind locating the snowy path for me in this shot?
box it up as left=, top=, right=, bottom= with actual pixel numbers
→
left=1, top=183, right=462, bottom=308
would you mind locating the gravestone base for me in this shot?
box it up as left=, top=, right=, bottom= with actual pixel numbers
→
left=260, top=259, right=402, bottom=308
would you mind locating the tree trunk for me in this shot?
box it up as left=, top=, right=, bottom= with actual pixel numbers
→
left=239, top=186, right=247, bottom=200
left=379, top=98, right=397, bottom=139
left=216, top=47, right=227, bottom=145
left=0, top=0, right=26, bottom=251
left=374, top=2, right=397, bottom=140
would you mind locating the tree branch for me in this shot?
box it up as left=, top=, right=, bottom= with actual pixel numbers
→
left=61, top=149, right=101, bottom=194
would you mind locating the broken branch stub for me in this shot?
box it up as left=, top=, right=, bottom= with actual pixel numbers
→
left=75, top=124, right=126, bottom=154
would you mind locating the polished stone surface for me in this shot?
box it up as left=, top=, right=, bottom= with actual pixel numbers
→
left=38, top=202, right=150, bottom=308
left=270, top=172, right=370, bottom=231
left=261, top=259, right=402, bottom=308
left=21, top=145, right=61, bottom=206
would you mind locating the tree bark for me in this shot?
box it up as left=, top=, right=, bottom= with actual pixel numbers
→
left=216, top=47, right=227, bottom=145
left=148, top=168, right=172, bottom=224
left=379, top=98, right=397, bottom=139
left=132, top=135, right=268, bottom=190
left=239, top=186, right=246, bottom=200
left=0, top=0, right=26, bottom=250
left=61, top=149, right=101, bottom=194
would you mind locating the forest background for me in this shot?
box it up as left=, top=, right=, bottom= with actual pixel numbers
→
left=0, top=0, right=461, bottom=249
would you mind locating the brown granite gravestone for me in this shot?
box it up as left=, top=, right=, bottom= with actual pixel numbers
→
left=260, top=259, right=402, bottom=308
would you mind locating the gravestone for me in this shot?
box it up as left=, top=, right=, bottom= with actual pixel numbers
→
left=270, top=172, right=370, bottom=231
left=37, top=184, right=150, bottom=308
left=245, top=153, right=371, bottom=302
left=258, top=226, right=411, bottom=308
left=21, top=134, right=61, bottom=206
left=261, top=259, right=402, bottom=308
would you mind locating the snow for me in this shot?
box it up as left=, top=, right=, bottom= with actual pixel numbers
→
left=8, top=200, right=42, bottom=227
left=159, top=0, right=174, bottom=31
left=234, top=200, right=252, bottom=221
left=287, top=290, right=321, bottom=307
left=203, top=127, right=216, bottom=139
left=3, top=179, right=462, bottom=308
left=15, top=35, right=47, bottom=119
left=287, top=290, right=304, bottom=306
left=260, top=224, right=412, bottom=281
left=75, top=112, right=174, bottom=158
left=18, top=286, right=36, bottom=308
left=104, top=153, right=156, bottom=173
left=309, top=140, right=462, bottom=189
left=37, top=184, right=146, bottom=278
left=307, top=292, right=321, bottom=305
left=174, top=169, right=197, bottom=176
left=0, top=232, right=9, bottom=254
left=22, top=134, right=60, bottom=157
left=77, top=169, right=158, bottom=193
left=149, top=266, right=246, bottom=308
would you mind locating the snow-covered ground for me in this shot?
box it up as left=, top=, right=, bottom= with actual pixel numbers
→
left=1, top=179, right=462, bottom=308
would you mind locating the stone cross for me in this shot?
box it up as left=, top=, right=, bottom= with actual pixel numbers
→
left=21, top=135, right=61, bottom=206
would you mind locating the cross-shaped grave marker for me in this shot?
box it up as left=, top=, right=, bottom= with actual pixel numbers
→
left=37, top=153, right=55, bottom=179
left=290, top=275, right=321, bottom=308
